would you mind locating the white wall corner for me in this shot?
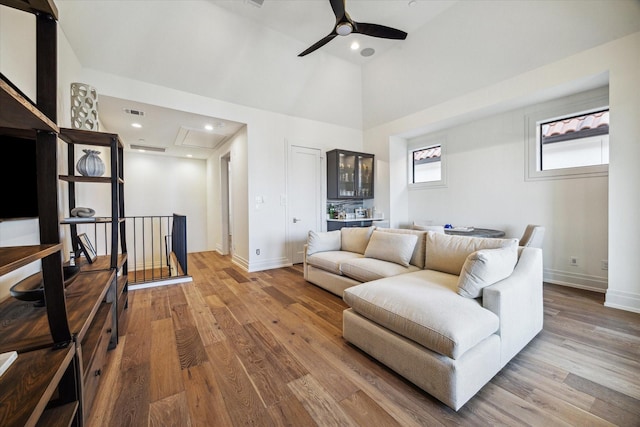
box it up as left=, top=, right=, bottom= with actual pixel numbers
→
left=605, top=289, right=640, bottom=314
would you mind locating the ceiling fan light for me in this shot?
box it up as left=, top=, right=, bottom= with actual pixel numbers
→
left=336, top=22, right=353, bottom=36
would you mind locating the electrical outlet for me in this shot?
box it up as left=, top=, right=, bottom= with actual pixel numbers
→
left=256, top=249, right=260, bottom=255
left=601, top=259, right=608, bottom=270
left=570, top=256, right=579, bottom=266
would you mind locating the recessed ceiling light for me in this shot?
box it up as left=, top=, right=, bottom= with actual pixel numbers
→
left=204, top=124, right=214, bottom=131
left=350, top=41, right=360, bottom=50
left=408, top=0, right=417, bottom=6
left=131, top=123, right=142, bottom=128
left=360, top=47, right=375, bottom=57
left=187, top=154, right=193, bottom=158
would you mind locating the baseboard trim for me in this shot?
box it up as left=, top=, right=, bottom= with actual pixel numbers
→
left=232, top=254, right=249, bottom=271
left=247, top=257, right=292, bottom=272
left=544, top=268, right=607, bottom=293
left=129, top=275, right=193, bottom=291
left=605, top=289, right=640, bottom=314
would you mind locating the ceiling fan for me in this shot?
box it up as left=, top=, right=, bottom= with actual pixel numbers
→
left=298, top=0, right=408, bottom=57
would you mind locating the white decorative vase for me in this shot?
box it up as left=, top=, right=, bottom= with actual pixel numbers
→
left=76, top=149, right=105, bottom=177
left=70, top=82, right=99, bottom=131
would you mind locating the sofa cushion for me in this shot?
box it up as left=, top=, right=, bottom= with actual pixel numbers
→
left=306, top=251, right=363, bottom=275
left=341, top=226, right=375, bottom=254
left=306, top=230, right=341, bottom=256
left=343, top=270, right=499, bottom=360
left=458, top=246, right=518, bottom=298
left=425, top=232, right=519, bottom=275
left=340, top=258, right=421, bottom=282
left=364, top=230, right=418, bottom=267
left=376, top=228, right=427, bottom=268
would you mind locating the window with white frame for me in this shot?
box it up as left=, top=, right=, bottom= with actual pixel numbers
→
left=539, top=109, right=609, bottom=171
left=412, top=145, right=441, bottom=183
left=525, top=87, right=609, bottom=181
left=408, top=139, right=446, bottom=188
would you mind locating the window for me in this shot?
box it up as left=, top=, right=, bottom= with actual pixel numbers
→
left=408, top=138, right=446, bottom=189
left=539, top=109, right=609, bottom=171
left=412, top=145, right=441, bottom=183
left=525, top=87, right=609, bottom=181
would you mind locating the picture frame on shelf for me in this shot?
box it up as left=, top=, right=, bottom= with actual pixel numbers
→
left=77, top=233, right=97, bottom=263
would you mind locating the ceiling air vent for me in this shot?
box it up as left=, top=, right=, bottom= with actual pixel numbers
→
left=124, top=108, right=145, bottom=116
left=130, top=144, right=165, bottom=152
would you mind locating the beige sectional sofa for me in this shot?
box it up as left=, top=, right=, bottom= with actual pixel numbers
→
left=303, top=226, right=543, bottom=410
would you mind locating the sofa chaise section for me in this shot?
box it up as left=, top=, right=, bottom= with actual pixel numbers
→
left=343, top=245, right=543, bottom=410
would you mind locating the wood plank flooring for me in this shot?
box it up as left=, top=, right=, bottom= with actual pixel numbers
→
left=88, top=251, right=640, bottom=426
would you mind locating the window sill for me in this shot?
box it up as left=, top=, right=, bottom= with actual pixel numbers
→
left=409, top=181, right=448, bottom=190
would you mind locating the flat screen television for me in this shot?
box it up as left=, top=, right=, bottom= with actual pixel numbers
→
left=0, top=135, right=39, bottom=221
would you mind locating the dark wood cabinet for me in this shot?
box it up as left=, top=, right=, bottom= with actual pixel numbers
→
left=327, top=149, right=374, bottom=199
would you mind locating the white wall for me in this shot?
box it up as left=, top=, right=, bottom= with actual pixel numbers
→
left=404, top=89, right=609, bottom=292
left=364, top=32, right=640, bottom=312
left=124, top=151, right=207, bottom=247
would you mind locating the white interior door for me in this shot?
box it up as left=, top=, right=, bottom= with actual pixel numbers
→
left=289, top=145, right=322, bottom=264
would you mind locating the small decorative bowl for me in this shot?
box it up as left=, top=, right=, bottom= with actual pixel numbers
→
left=10, top=266, right=81, bottom=307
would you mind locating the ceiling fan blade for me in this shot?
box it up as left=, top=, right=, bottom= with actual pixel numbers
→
left=354, top=22, right=407, bottom=40
left=298, top=34, right=338, bottom=57
left=329, top=0, right=346, bottom=20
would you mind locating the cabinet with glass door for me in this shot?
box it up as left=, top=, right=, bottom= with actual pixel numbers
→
left=327, top=149, right=374, bottom=199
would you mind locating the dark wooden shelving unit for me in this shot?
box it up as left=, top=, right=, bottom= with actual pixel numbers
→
left=0, top=1, right=127, bottom=425
left=59, top=127, right=128, bottom=272
left=58, top=127, right=129, bottom=348
left=0, top=346, right=75, bottom=427
left=0, top=79, right=58, bottom=133
left=0, top=1, right=79, bottom=425
left=58, top=128, right=129, bottom=423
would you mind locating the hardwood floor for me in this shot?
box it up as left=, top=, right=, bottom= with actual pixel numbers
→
left=88, top=251, right=640, bottom=426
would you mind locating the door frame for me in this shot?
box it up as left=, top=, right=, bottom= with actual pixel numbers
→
left=220, top=151, right=232, bottom=255
left=286, top=141, right=324, bottom=264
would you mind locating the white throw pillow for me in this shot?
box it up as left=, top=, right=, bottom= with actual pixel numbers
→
left=306, top=230, right=341, bottom=256
left=457, top=245, right=518, bottom=298
left=425, top=231, right=518, bottom=275
left=341, top=226, right=375, bottom=254
left=364, top=230, right=418, bottom=267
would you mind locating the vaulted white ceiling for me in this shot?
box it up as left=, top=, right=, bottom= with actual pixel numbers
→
left=55, top=0, right=640, bottom=156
